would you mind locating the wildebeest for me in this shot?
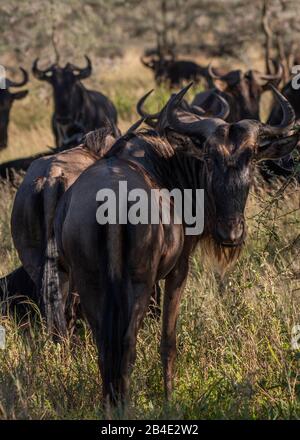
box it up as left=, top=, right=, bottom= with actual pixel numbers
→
left=11, top=125, right=118, bottom=337
left=141, top=54, right=210, bottom=87
left=192, top=62, right=283, bottom=122
left=53, top=84, right=298, bottom=407
left=32, top=56, right=119, bottom=147
left=0, top=67, right=28, bottom=149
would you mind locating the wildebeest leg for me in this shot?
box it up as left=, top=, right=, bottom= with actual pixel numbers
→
left=148, top=283, right=161, bottom=319
left=160, top=255, right=189, bottom=401
left=98, top=281, right=151, bottom=409
left=41, top=237, right=67, bottom=339
left=120, top=284, right=151, bottom=397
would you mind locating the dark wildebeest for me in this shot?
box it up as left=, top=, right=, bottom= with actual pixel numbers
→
left=192, top=63, right=283, bottom=122
left=0, top=67, right=28, bottom=149
left=32, top=56, right=118, bottom=147
left=11, top=125, right=119, bottom=337
left=53, top=84, right=298, bottom=407
left=141, top=54, right=210, bottom=87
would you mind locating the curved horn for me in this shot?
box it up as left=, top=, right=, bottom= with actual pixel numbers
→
left=166, top=83, right=224, bottom=138
left=6, top=67, right=29, bottom=88
left=208, top=62, right=222, bottom=80
left=189, top=105, right=206, bottom=116
left=257, top=60, right=283, bottom=81
left=212, top=93, right=230, bottom=120
left=32, top=58, right=54, bottom=81
left=71, top=55, right=92, bottom=80
left=259, top=85, right=295, bottom=136
left=136, top=90, right=161, bottom=119
left=126, top=117, right=146, bottom=134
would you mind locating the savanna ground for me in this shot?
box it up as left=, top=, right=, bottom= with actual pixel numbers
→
left=0, top=50, right=299, bottom=420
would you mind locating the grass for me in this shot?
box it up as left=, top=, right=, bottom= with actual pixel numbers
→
left=0, top=51, right=299, bottom=420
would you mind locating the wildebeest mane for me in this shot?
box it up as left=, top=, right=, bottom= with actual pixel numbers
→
left=82, top=123, right=119, bottom=157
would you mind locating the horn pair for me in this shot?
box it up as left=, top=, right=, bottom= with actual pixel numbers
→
left=32, top=55, right=92, bottom=80
left=136, top=86, right=230, bottom=130
left=166, top=83, right=295, bottom=139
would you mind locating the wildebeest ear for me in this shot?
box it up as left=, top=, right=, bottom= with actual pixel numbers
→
left=12, top=90, right=28, bottom=100
left=213, top=79, right=228, bottom=92
left=256, top=134, right=299, bottom=161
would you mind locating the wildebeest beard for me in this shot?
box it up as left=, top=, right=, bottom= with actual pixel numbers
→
left=106, top=129, right=246, bottom=277
left=199, top=229, right=244, bottom=278
left=199, top=147, right=246, bottom=277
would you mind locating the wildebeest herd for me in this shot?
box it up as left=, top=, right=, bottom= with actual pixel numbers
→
left=0, top=53, right=299, bottom=410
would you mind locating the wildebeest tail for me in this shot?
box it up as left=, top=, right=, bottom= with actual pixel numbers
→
left=40, top=176, right=67, bottom=338
left=41, top=236, right=67, bottom=338
left=100, top=223, right=132, bottom=403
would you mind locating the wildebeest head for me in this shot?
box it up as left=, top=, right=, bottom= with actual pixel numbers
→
left=141, top=54, right=172, bottom=84
left=166, top=84, right=298, bottom=250
left=207, top=62, right=283, bottom=122
left=32, top=56, right=92, bottom=123
left=0, top=68, right=28, bottom=149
